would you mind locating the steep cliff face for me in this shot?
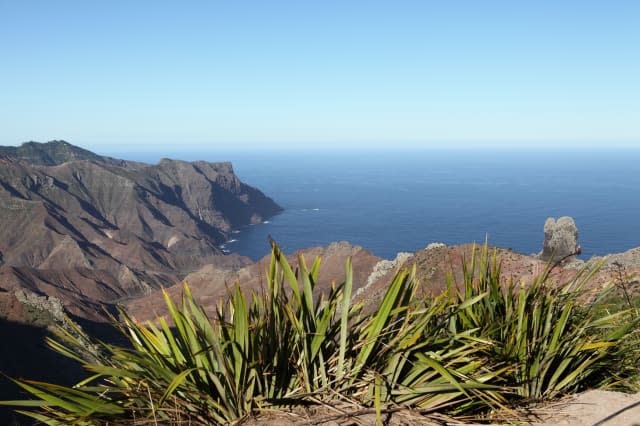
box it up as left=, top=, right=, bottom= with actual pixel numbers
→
left=0, top=141, right=282, bottom=319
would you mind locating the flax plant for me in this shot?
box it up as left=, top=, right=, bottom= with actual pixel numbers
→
left=452, top=244, right=640, bottom=401
left=1, top=243, right=506, bottom=424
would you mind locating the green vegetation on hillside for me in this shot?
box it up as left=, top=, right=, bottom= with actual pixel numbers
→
left=0, top=140, right=107, bottom=165
left=1, top=243, right=639, bottom=424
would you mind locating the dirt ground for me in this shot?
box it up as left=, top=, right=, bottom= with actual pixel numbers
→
left=241, top=390, right=640, bottom=425
left=531, top=390, right=640, bottom=426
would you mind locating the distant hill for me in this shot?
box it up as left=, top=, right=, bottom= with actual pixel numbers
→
left=0, top=140, right=126, bottom=166
left=0, top=140, right=282, bottom=320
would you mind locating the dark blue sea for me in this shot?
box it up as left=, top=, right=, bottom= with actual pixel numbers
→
left=111, top=149, right=640, bottom=261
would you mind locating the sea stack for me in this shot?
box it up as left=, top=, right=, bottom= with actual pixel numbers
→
left=539, top=216, right=579, bottom=262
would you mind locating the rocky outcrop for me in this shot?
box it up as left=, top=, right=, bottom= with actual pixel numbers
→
left=539, top=216, right=580, bottom=262
left=13, top=290, right=65, bottom=322
left=0, top=141, right=281, bottom=320
left=356, top=252, right=413, bottom=298
left=587, top=247, right=640, bottom=270
left=425, top=242, right=446, bottom=251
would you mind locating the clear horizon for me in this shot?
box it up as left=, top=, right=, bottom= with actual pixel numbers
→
left=1, top=1, right=639, bottom=152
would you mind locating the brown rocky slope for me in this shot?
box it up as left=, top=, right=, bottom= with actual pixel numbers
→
left=127, top=236, right=640, bottom=325
left=126, top=241, right=383, bottom=322
left=0, top=140, right=282, bottom=320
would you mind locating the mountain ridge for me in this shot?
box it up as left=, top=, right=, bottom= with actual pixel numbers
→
left=0, top=140, right=282, bottom=320
left=0, top=140, right=133, bottom=166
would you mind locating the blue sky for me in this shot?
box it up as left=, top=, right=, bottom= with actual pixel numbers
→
left=1, top=1, right=639, bottom=152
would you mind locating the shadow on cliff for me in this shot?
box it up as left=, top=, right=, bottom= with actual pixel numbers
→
left=0, top=316, right=127, bottom=425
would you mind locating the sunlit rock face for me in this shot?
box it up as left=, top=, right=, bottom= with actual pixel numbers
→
left=539, top=216, right=579, bottom=262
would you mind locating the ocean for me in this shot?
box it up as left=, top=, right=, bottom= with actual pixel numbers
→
left=113, top=149, right=640, bottom=261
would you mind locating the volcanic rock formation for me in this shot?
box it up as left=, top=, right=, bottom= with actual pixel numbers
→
left=539, top=216, right=580, bottom=262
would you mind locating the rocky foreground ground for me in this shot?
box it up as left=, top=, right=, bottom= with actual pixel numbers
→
left=234, top=390, right=640, bottom=425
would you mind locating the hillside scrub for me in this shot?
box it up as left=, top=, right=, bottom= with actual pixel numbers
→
left=1, top=243, right=638, bottom=425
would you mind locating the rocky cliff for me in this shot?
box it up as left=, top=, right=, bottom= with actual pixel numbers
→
left=0, top=141, right=282, bottom=320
